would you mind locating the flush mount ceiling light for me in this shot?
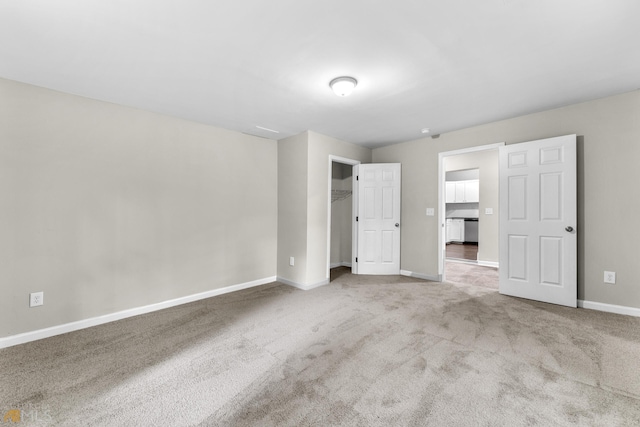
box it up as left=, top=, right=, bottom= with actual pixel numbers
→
left=329, top=76, right=358, bottom=97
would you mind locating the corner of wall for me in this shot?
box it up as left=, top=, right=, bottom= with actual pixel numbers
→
left=277, top=132, right=310, bottom=284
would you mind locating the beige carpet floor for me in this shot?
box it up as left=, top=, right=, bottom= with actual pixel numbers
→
left=445, top=260, right=499, bottom=289
left=2, top=268, right=640, bottom=426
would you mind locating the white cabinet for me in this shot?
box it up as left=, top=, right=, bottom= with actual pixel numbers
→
left=464, top=180, right=479, bottom=202
left=445, top=182, right=456, bottom=203
left=454, top=182, right=466, bottom=202
left=445, top=179, right=479, bottom=203
left=446, top=218, right=465, bottom=243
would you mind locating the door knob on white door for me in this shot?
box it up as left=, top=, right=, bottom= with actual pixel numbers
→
left=395, top=223, right=400, bottom=227
left=565, top=226, right=574, bottom=232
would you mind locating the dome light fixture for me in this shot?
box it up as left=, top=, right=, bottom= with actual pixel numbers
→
left=330, top=76, right=358, bottom=97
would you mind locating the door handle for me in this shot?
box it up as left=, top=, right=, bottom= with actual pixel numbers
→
left=565, top=226, right=574, bottom=232
left=395, top=223, right=400, bottom=228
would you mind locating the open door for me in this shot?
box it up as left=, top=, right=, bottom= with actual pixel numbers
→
left=499, top=134, right=577, bottom=307
left=353, top=163, right=401, bottom=275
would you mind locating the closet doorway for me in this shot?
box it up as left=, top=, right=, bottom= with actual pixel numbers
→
left=327, top=156, right=359, bottom=281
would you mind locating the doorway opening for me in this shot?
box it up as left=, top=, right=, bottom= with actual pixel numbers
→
left=445, top=168, right=480, bottom=263
left=438, top=143, right=503, bottom=288
left=326, top=156, right=360, bottom=281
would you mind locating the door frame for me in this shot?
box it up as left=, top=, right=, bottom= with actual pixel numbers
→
left=326, top=155, right=361, bottom=280
left=438, top=143, right=504, bottom=281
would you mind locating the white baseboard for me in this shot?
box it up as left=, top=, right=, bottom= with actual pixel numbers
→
left=400, top=270, right=441, bottom=282
left=277, top=277, right=330, bottom=291
left=478, top=260, right=499, bottom=268
left=578, top=300, right=640, bottom=318
left=0, top=275, right=277, bottom=350
left=330, top=262, right=352, bottom=269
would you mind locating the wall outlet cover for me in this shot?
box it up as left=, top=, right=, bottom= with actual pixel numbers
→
left=426, top=208, right=435, bottom=216
left=604, top=271, right=616, bottom=284
left=289, top=257, right=295, bottom=267
left=485, top=208, right=494, bottom=215
left=30, top=291, right=44, bottom=307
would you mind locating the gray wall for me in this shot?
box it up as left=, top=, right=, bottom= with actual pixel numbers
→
left=0, top=78, right=278, bottom=337
left=277, top=132, right=309, bottom=284
left=374, top=90, right=640, bottom=308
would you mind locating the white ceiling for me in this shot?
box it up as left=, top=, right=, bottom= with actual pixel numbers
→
left=2, top=0, right=639, bottom=148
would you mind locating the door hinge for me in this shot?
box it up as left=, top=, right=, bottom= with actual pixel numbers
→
left=355, top=257, right=358, bottom=263
left=356, top=175, right=359, bottom=181
left=356, top=216, right=358, bottom=222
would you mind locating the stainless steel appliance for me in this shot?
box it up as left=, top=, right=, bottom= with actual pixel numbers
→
left=464, top=218, right=478, bottom=243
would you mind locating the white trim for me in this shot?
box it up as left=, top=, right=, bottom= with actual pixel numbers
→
left=330, top=262, right=352, bottom=269
left=277, top=276, right=329, bottom=291
left=327, top=155, right=360, bottom=281
left=352, top=164, right=359, bottom=274
left=0, top=276, right=277, bottom=349
left=438, top=142, right=505, bottom=282
left=400, top=269, right=441, bottom=282
left=578, top=300, right=640, bottom=318
left=478, top=260, right=500, bottom=268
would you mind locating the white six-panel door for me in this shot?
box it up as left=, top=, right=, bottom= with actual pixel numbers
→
left=499, top=135, right=577, bottom=307
left=354, top=163, right=401, bottom=275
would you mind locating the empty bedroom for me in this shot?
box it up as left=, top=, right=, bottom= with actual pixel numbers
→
left=2, top=1, right=640, bottom=426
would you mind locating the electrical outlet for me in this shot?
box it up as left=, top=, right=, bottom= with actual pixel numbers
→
left=30, top=291, right=44, bottom=307
left=604, top=271, right=616, bottom=284
left=426, top=208, right=435, bottom=216
left=289, top=257, right=295, bottom=267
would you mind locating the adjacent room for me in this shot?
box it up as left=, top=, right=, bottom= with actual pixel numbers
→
left=2, top=1, right=640, bottom=426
